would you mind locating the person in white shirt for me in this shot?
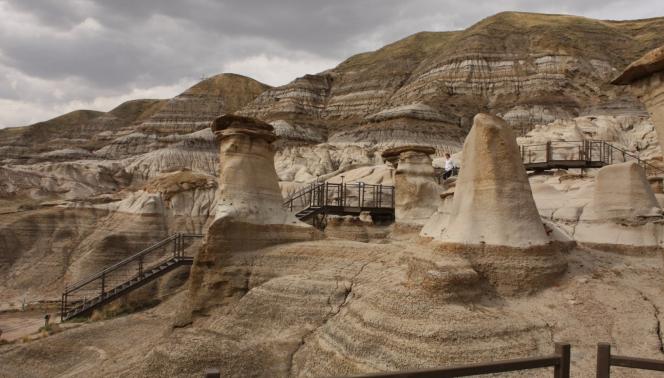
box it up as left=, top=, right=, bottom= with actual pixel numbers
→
left=443, top=153, right=455, bottom=180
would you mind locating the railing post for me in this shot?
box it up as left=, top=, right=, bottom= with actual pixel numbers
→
left=546, top=141, right=552, bottom=163
left=61, top=292, right=66, bottom=320
left=100, top=272, right=106, bottom=297
left=342, top=183, right=346, bottom=207
left=359, top=183, right=363, bottom=208
left=324, top=182, right=329, bottom=207
left=596, top=343, right=611, bottom=378
left=138, top=256, right=144, bottom=277
left=555, top=342, right=571, bottom=378
left=172, top=234, right=178, bottom=257
left=378, top=184, right=383, bottom=207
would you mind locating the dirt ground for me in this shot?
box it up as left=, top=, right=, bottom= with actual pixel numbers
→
left=1, top=241, right=664, bottom=377
left=0, top=311, right=49, bottom=341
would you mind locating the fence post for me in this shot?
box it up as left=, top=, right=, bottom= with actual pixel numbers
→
left=378, top=184, right=383, bottom=207
left=100, top=272, right=106, bottom=297
left=204, top=368, right=220, bottom=378
left=324, top=183, right=328, bottom=207
left=61, top=293, right=66, bottom=320
left=555, top=342, right=571, bottom=378
left=359, top=183, right=363, bottom=208
left=596, top=343, right=611, bottom=378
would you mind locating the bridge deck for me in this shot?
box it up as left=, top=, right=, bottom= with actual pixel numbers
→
left=284, top=182, right=395, bottom=228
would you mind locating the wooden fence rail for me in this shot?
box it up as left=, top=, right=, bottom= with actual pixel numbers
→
left=596, top=342, right=664, bottom=377
left=203, top=343, right=570, bottom=378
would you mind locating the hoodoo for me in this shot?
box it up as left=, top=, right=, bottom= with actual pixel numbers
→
left=434, top=114, right=549, bottom=247
left=575, top=162, right=664, bottom=251
left=179, top=115, right=319, bottom=321
left=424, top=113, right=567, bottom=294
left=382, top=145, right=440, bottom=225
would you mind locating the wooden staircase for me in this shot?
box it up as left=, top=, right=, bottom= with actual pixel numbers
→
left=60, top=233, right=203, bottom=321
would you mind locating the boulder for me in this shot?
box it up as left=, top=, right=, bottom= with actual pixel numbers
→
left=575, top=162, right=664, bottom=253
left=580, top=162, right=662, bottom=221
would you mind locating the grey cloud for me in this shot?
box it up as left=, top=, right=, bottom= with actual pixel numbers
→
left=1, top=0, right=663, bottom=127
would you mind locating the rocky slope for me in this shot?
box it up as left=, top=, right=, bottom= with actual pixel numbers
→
left=240, top=12, right=664, bottom=150
left=1, top=11, right=664, bottom=343
left=0, top=74, right=269, bottom=304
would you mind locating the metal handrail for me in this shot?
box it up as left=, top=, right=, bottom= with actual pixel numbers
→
left=283, top=182, right=395, bottom=211
left=283, top=182, right=326, bottom=208
left=519, top=140, right=664, bottom=176
left=64, top=233, right=202, bottom=293
left=64, top=235, right=175, bottom=292
left=61, top=232, right=203, bottom=320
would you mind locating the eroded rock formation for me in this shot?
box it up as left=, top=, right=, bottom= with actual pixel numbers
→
left=423, top=113, right=567, bottom=294
left=574, top=162, right=664, bottom=251
left=613, top=45, right=664, bottom=148
left=181, top=115, right=319, bottom=321
left=382, top=146, right=441, bottom=226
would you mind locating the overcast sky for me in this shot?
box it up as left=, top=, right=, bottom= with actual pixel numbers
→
left=0, top=0, right=662, bottom=128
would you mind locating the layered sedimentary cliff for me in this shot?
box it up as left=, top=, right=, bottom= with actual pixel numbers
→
left=2, top=14, right=664, bottom=365
left=240, top=12, right=664, bottom=150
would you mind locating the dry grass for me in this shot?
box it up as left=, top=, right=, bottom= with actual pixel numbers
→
left=184, top=73, right=271, bottom=113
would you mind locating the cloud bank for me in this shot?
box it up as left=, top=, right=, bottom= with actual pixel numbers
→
left=0, top=0, right=662, bottom=127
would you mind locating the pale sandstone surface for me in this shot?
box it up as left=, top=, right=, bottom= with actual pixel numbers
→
left=613, top=45, right=664, bottom=164
left=384, top=146, right=441, bottom=225
left=2, top=12, right=664, bottom=378
left=580, top=162, right=661, bottom=221
left=180, top=115, right=319, bottom=321
left=1, top=241, right=663, bottom=378
left=525, top=164, right=664, bottom=252
left=429, top=114, right=549, bottom=247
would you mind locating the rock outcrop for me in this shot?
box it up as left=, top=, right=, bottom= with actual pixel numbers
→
left=581, top=162, right=662, bottom=221
left=139, top=74, right=271, bottom=134
left=181, top=115, right=319, bottom=321
left=613, top=45, right=664, bottom=150
left=382, top=146, right=440, bottom=226
left=239, top=13, right=664, bottom=150
left=430, top=114, right=549, bottom=247
left=574, top=162, right=664, bottom=252
left=423, top=114, right=566, bottom=294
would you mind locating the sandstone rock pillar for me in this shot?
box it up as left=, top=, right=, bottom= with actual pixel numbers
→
left=178, top=115, right=318, bottom=323
left=381, top=145, right=440, bottom=225
left=580, top=162, right=662, bottom=221
left=612, top=46, right=664, bottom=149
left=423, top=113, right=566, bottom=294
left=574, top=162, right=664, bottom=252
left=438, top=114, right=549, bottom=247
left=212, top=114, right=302, bottom=225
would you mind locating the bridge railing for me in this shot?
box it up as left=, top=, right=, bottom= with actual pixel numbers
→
left=520, top=140, right=664, bottom=176
left=283, top=182, right=395, bottom=213
left=61, top=233, right=203, bottom=319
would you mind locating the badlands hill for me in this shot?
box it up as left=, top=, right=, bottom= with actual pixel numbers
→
left=242, top=12, right=664, bottom=149
left=0, top=9, right=662, bottom=305
left=2, top=11, right=664, bottom=377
